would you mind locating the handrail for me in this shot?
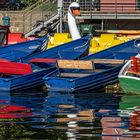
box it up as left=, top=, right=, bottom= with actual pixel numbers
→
left=22, top=0, right=57, bottom=34
left=24, top=14, right=60, bottom=37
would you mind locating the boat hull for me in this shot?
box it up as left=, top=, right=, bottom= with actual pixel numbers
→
left=0, top=67, right=55, bottom=91
left=22, top=35, right=90, bottom=63
left=0, top=35, right=48, bottom=61
left=119, top=76, right=140, bottom=94
left=44, top=65, right=123, bottom=93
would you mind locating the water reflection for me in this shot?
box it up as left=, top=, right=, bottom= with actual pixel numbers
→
left=0, top=90, right=139, bottom=139
left=42, top=92, right=121, bottom=139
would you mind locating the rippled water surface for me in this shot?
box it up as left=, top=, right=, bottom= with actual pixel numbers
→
left=0, top=88, right=140, bottom=139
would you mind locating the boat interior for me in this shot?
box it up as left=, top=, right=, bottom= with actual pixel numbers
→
left=51, top=59, right=126, bottom=78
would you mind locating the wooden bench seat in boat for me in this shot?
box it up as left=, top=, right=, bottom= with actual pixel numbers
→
left=60, top=72, right=91, bottom=77
left=57, top=60, right=94, bottom=70
left=127, top=70, right=140, bottom=75
left=56, top=60, right=94, bottom=78
left=91, top=59, right=127, bottom=65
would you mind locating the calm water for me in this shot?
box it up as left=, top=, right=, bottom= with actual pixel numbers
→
left=0, top=87, right=140, bottom=140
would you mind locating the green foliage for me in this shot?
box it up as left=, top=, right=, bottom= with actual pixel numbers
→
left=39, top=2, right=57, bottom=11
left=21, top=0, right=38, bottom=7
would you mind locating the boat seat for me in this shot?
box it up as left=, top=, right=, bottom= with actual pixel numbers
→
left=60, top=72, right=90, bottom=77
left=57, top=59, right=94, bottom=70
left=98, top=34, right=116, bottom=47
left=50, top=33, right=72, bottom=46
left=127, top=70, right=140, bottom=75
left=53, top=33, right=71, bottom=43
left=56, top=59, right=94, bottom=78
left=91, top=59, right=127, bottom=65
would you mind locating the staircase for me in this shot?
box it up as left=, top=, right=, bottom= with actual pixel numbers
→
left=0, top=0, right=58, bottom=34
left=23, top=0, right=59, bottom=37
left=24, top=13, right=60, bottom=37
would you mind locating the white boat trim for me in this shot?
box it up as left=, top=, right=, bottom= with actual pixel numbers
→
left=119, top=75, right=140, bottom=81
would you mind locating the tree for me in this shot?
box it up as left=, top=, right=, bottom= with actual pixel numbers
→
left=21, top=0, right=38, bottom=7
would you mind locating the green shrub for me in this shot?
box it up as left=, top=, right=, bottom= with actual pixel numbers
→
left=21, top=0, right=38, bottom=7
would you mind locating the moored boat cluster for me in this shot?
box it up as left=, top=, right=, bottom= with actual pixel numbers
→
left=0, top=1, right=139, bottom=95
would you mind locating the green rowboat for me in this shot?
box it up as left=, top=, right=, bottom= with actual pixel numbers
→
left=119, top=55, right=140, bottom=94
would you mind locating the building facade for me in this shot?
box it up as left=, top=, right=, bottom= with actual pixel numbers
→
left=63, top=0, right=140, bottom=30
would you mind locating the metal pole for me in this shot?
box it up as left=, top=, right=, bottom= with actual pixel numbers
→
left=23, top=13, right=25, bottom=34
left=101, top=19, right=104, bottom=31
left=59, top=7, right=63, bottom=33
left=58, top=0, right=63, bottom=33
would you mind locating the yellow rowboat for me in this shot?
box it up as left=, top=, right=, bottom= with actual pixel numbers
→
left=47, top=33, right=128, bottom=53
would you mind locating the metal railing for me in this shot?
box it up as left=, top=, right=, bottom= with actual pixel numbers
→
left=63, top=0, right=140, bottom=14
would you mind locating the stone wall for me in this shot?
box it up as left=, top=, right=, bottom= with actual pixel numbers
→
left=0, top=11, right=50, bottom=33
left=0, top=0, right=57, bottom=33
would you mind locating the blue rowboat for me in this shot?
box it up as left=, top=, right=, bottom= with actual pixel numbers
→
left=43, top=38, right=140, bottom=93
left=21, top=35, right=91, bottom=64
left=43, top=59, right=124, bottom=92
left=0, top=36, right=91, bottom=91
left=0, top=35, right=48, bottom=61
left=0, top=65, right=55, bottom=91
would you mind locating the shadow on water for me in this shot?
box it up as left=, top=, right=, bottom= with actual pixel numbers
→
left=0, top=89, right=139, bottom=139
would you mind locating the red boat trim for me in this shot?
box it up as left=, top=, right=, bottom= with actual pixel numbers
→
left=29, top=58, right=57, bottom=63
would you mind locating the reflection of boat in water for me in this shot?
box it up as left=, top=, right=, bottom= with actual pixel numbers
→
left=0, top=105, right=32, bottom=119
left=43, top=91, right=121, bottom=139
left=100, top=93, right=140, bottom=140
left=0, top=90, right=139, bottom=139
left=43, top=91, right=140, bottom=139
left=0, top=91, right=45, bottom=139
left=119, top=95, right=140, bottom=110
left=45, top=93, right=119, bottom=120
left=118, top=94, right=140, bottom=136
left=0, top=92, right=32, bottom=119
